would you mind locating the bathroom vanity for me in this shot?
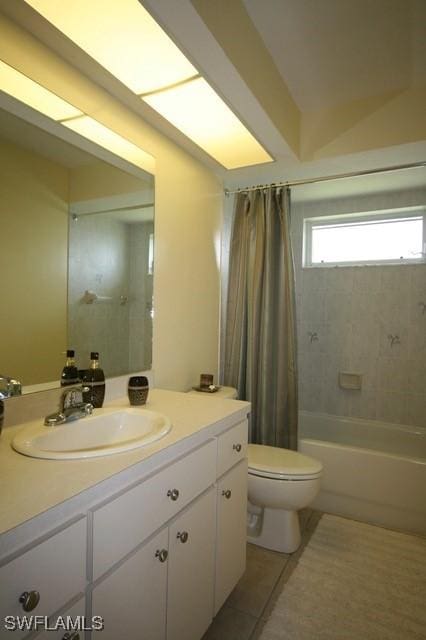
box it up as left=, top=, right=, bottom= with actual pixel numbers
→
left=0, top=390, right=250, bottom=640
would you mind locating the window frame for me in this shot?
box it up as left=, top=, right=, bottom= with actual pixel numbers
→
left=303, top=205, right=426, bottom=268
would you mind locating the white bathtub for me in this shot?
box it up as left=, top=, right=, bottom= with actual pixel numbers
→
left=299, top=411, right=426, bottom=535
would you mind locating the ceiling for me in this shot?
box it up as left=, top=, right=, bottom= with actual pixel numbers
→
left=243, top=0, right=425, bottom=113
left=147, top=0, right=426, bottom=191
left=1, top=0, right=425, bottom=195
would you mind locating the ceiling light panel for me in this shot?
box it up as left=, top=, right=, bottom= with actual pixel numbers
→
left=0, top=61, right=82, bottom=121
left=24, top=0, right=273, bottom=169
left=62, top=116, right=155, bottom=173
left=25, top=0, right=197, bottom=94
left=143, top=77, right=273, bottom=169
left=0, top=60, right=154, bottom=172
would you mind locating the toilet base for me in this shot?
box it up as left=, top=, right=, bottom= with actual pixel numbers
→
left=247, top=506, right=301, bottom=554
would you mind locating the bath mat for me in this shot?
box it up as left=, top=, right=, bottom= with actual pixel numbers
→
left=259, top=514, right=426, bottom=640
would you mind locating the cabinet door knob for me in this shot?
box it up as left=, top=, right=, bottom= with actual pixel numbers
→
left=62, top=633, right=80, bottom=640
left=155, top=548, right=168, bottom=563
left=167, top=488, right=180, bottom=501
left=176, top=531, right=189, bottom=543
left=222, top=489, right=232, bottom=499
left=19, top=590, right=40, bottom=612
left=233, top=443, right=242, bottom=452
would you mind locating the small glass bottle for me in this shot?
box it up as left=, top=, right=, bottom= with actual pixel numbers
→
left=60, top=350, right=80, bottom=387
left=82, top=352, right=105, bottom=408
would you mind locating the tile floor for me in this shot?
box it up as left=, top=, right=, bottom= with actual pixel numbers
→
left=203, top=509, right=322, bottom=640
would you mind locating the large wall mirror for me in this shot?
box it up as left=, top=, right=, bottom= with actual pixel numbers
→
left=0, top=107, right=154, bottom=394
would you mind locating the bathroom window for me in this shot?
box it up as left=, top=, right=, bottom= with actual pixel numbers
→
left=303, top=207, right=426, bottom=267
left=148, top=232, right=154, bottom=275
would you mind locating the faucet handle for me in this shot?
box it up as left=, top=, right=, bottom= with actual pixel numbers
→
left=84, top=402, right=94, bottom=416
left=61, top=385, right=89, bottom=410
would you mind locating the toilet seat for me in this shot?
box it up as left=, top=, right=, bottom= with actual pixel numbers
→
left=248, top=444, right=323, bottom=481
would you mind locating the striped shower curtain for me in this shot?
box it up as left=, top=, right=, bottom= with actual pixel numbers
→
left=224, top=186, right=298, bottom=450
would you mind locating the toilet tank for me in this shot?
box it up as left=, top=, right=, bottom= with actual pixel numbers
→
left=187, top=386, right=238, bottom=400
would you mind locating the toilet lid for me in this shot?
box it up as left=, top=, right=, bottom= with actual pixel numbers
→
left=248, top=444, right=323, bottom=480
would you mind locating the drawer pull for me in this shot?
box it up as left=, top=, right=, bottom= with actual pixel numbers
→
left=233, top=443, right=242, bottom=452
left=167, top=488, right=180, bottom=501
left=176, top=531, right=189, bottom=543
left=222, top=489, right=232, bottom=499
left=62, top=633, right=80, bottom=640
left=155, top=548, right=168, bottom=563
left=19, top=590, right=40, bottom=612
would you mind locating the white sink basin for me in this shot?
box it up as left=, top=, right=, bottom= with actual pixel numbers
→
left=12, top=408, right=172, bottom=460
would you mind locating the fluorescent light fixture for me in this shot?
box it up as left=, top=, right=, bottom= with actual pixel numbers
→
left=143, top=77, right=272, bottom=169
left=25, top=0, right=273, bottom=169
left=25, top=0, right=197, bottom=94
left=0, top=60, right=154, bottom=172
left=63, top=116, right=155, bottom=173
left=0, top=60, right=82, bottom=121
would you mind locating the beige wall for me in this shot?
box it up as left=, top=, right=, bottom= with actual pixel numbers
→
left=69, top=162, right=152, bottom=204
left=0, top=138, right=68, bottom=385
left=0, top=14, right=222, bottom=394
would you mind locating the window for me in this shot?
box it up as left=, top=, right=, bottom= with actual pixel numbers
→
left=303, top=207, right=426, bottom=267
left=148, top=232, right=154, bottom=275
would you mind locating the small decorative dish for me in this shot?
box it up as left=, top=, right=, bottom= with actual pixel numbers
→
left=192, top=385, right=221, bottom=393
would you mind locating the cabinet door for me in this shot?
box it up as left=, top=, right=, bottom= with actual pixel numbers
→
left=33, top=597, right=86, bottom=640
left=0, top=518, right=86, bottom=640
left=91, top=528, right=168, bottom=640
left=217, top=420, right=248, bottom=478
left=167, top=489, right=216, bottom=640
left=92, top=440, right=216, bottom=580
left=214, top=460, right=247, bottom=614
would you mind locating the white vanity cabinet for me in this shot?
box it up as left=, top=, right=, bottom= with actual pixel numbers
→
left=166, top=488, right=216, bottom=640
left=92, top=488, right=216, bottom=640
left=91, top=527, right=169, bottom=640
left=32, top=597, right=87, bottom=640
left=91, top=440, right=217, bottom=581
left=0, top=400, right=249, bottom=640
left=90, top=420, right=248, bottom=639
left=214, top=421, right=248, bottom=614
left=0, top=518, right=87, bottom=640
left=214, top=460, right=248, bottom=614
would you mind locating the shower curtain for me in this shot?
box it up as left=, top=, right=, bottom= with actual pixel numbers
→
left=224, top=186, right=298, bottom=449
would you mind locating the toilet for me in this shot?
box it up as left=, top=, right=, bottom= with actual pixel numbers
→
left=247, top=444, right=322, bottom=553
left=187, top=386, right=238, bottom=400
left=187, top=385, right=322, bottom=553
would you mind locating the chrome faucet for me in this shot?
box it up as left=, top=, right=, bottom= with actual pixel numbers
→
left=0, top=375, right=22, bottom=400
left=44, top=386, right=93, bottom=426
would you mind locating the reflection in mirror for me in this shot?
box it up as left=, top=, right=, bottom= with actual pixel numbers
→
left=68, top=205, right=154, bottom=377
left=0, top=107, right=154, bottom=393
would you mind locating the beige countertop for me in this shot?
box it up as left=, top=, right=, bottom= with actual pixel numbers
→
left=0, top=389, right=250, bottom=540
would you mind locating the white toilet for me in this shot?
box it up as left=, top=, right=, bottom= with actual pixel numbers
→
left=187, top=385, right=322, bottom=553
left=247, top=444, right=322, bottom=553
left=187, top=386, right=239, bottom=400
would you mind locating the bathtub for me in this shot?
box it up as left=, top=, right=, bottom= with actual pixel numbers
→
left=298, top=411, right=426, bottom=535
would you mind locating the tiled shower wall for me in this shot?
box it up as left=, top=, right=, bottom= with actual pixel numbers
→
left=68, top=217, right=152, bottom=377
left=68, top=214, right=130, bottom=376
left=292, top=188, right=426, bottom=428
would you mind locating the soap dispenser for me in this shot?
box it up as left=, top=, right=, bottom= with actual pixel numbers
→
left=82, top=352, right=105, bottom=408
left=60, top=349, right=80, bottom=387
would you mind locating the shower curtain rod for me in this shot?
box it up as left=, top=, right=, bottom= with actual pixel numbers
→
left=223, top=160, right=426, bottom=196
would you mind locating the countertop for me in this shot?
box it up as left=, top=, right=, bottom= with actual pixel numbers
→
left=0, top=389, right=250, bottom=541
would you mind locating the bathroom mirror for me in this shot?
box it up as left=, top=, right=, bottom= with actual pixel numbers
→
left=0, top=107, right=154, bottom=392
